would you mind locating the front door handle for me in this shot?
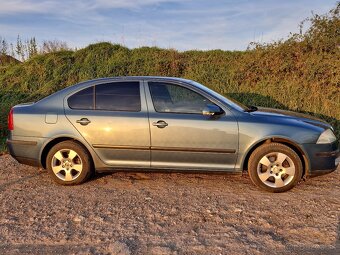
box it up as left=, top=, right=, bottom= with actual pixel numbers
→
left=152, top=120, right=168, bottom=128
left=76, top=118, right=91, bottom=126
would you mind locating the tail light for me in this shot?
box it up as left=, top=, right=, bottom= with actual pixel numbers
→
left=8, top=108, right=14, bottom=131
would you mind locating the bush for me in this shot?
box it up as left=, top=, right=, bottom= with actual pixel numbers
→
left=0, top=4, right=339, bottom=151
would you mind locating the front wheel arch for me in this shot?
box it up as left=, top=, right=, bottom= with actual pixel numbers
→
left=242, top=137, right=310, bottom=178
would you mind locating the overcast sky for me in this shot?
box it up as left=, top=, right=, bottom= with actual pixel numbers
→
left=0, top=0, right=337, bottom=51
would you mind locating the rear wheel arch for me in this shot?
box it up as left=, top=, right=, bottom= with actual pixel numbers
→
left=242, top=137, right=309, bottom=178
left=40, top=136, right=94, bottom=170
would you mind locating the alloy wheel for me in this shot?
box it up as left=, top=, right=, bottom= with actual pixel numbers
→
left=257, top=152, right=296, bottom=188
left=51, top=149, right=83, bottom=181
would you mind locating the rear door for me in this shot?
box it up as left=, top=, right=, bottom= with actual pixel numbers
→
left=145, top=80, right=239, bottom=171
left=64, top=81, right=150, bottom=168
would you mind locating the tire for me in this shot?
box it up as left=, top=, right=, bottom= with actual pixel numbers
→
left=46, top=141, right=93, bottom=185
left=248, top=143, right=303, bottom=193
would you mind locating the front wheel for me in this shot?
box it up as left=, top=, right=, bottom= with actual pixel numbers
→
left=46, top=141, right=93, bottom=185
left=248, top=143, right=303, bottom=192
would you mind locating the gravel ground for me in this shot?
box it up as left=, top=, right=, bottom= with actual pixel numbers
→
left=0, top=154, right=339, bottom=255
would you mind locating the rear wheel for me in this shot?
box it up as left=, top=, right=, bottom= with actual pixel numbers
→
left=46, top=141, right=93, bottom=185
left=248, top=143, right=303, bottom=192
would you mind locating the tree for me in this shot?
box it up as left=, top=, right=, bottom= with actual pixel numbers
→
left=41, top=39, right=69, bottom=53
left=26, top=37, right=38, bottom=58
left=29, top=37, right=38, bottom=57
left=0, top=36, right=9, bottom=56
left=10, top=43, right=15, bottom=58
left=16, top=35, right=25, bottom=61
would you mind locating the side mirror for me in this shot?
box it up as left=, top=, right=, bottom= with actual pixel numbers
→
left=202, top=104, right=223, bottom=116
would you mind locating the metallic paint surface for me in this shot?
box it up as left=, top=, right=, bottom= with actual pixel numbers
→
left=7, top=76, right=339, bottom=175
left=64, top=82, right=151, bottom=167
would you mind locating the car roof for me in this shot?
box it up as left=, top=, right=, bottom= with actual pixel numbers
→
left=83, top=76, right=192, bottom=83
left=36, top=76, right=246, bottom=115
left=63, top=76, right=195, bottom=92
left=36, top=76, right=195, bottom=105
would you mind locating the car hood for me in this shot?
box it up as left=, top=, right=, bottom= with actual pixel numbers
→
left=251, top=107, right=332, bottom=130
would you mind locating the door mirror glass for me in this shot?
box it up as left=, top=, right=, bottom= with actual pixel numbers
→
left=202, top=104, right=223, bottom=116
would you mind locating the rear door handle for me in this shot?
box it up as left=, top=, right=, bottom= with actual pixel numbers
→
left=152, top=120, right=168, bottom=128
left=76, top=118, right=91, bottom=126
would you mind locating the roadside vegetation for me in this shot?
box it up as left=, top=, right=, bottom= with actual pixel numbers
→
left=0, top=4, right=339, bottom=151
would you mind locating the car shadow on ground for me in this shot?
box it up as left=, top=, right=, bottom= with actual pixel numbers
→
left=0, top=172, right=42, bottom=192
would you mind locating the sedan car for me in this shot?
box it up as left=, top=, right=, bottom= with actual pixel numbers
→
left=6, top=77, right=339, bottom=192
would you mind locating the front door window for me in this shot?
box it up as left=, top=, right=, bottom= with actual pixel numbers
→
left=149, top=82, right=214, bottom=114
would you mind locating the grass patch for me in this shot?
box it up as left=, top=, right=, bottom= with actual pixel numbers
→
left=0, top=4, right=339, bottom=153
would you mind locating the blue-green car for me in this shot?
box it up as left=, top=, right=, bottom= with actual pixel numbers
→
left=6, top=77, right=339, bottom=192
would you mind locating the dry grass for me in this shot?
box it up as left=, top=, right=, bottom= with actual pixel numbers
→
left=0, top=4, right=339, bottom=150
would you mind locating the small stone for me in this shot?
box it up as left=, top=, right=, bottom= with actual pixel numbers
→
left=73, top=215, right=85, bottom=223
left=96, top=216, right=104, bottom=223
left=107, top=241, right=130, bottom=255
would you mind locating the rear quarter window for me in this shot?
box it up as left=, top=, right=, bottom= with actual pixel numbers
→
left=68, top=86, right=94, bottom=110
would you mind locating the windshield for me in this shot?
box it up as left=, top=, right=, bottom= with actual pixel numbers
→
left=188, top=80, right=249, bottom=112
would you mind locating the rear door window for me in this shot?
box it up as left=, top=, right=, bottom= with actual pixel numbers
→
left=95, top=82, right=141, bottom=112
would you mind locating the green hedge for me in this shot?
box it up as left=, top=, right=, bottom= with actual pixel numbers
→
left=0, top=5, right=339, bottom=151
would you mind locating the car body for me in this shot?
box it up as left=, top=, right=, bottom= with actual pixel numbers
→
left=6, top=77, right=339, bottom=192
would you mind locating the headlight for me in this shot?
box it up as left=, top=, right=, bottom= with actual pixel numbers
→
left=316, top=129, right=337, bottom=144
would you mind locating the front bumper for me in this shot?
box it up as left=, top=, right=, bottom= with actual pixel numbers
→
left=301, top=141, right=339, bottom=177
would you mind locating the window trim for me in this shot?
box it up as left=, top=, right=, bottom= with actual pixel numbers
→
left=94, top=81, right=142, bottom=112
left=147, top=81, right=224, bottom=115
left=67, top=82, right=142, bottom=112
left=67, top=86, right=95, bottom=110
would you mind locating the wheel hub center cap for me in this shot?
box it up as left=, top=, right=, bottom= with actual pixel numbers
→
left=64, top=161, right=72, bottom=170
left=272, top=166, right=280, bottom=174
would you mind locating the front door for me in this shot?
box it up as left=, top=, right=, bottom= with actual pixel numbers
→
left=146, top=81, right=238, bottom=171
left=65, top=81, right=150, bottom=168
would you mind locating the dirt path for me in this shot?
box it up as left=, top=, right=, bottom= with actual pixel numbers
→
left=0, top=154, right=339, bottom=255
